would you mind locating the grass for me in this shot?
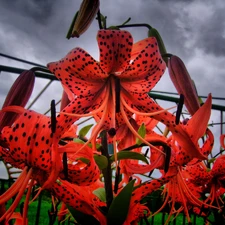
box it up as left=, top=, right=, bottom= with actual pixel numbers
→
left=2, top=181, right=215, bottom=225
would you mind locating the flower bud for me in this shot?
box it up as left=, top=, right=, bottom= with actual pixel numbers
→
left=168, top=55, right=200, bottom=115
left=0, top=70, right=35, bottom=129
left=67, top=0, right=100, bottom=38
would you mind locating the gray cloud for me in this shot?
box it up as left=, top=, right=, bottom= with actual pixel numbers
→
left=0, top=1, right=225, bottom=179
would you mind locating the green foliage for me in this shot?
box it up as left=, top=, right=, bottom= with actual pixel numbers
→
left=79, top=124, right=93, bottom=139
left=107, top=180, right=135, bottom=225
left=68, top=205, right=100, bottom=225
left=136, top=123, right=146, bottom=145
left=110, top=151, right=148, bottom=164
left=94, top=154, right=108, bottom=169
left=93, top=187, right=106, bottom=202
left=75, top=157, right=90, bottom=164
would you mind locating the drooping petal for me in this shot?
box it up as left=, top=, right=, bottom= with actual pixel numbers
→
left=97, top=29, right=133, bottom=74
left=122, top=92, right=208, bottom=160
left=48, top=47, right=106, bottom=97
left=1, top=108, right=53, bottom=171
left=50, top=179, right=106, bottom=225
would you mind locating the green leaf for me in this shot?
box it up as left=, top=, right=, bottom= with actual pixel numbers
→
left=73, top=138, right=85, bottom=144
left=94, top=154, right=108, bottom=170
left=67, top=205, right=100, bottom=225
left=107, top=180, right=135, bottom=225
left=93, top=187, right=106, bottom=202
left=121, top=17, right=131, bottom=25
left=110, top=151, right=148, bottom=164
left=136, top=123, right=146, bottom=145
left=79, top=124, right=93, bottom=139
left=75, top=157, right=90, bottom=164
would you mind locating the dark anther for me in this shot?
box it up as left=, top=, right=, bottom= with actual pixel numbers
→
left=50, top=100, right=56, bottom=134
left=144, top=148, right=149, bottom=157
left=164, top=145, right=171, bottom=173
left=148, top=170, right=154, bottom=177
left=115, top=77, right=121, bottom=113
left=108, top=128, right=116, bottom=137
left=63, top=152, right=68, bottom=180
left=175, top=94, right=184, bottom=125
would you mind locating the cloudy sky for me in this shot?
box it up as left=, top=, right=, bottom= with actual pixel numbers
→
left=0, top=0, right=225, bottom=178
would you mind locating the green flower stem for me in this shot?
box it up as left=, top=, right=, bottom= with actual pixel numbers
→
left=100, top=130, right=113, bottom=209
left=115, top=23, right=152, bottom=30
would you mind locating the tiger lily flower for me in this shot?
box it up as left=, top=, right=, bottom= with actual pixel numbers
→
left=48, top=29, right=212, bottom=163
left=0, top=104, right=82, bottom=221
left=48, top=29, right=169, bottom=158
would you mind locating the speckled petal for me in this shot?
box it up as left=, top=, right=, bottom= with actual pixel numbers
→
left=120, top=37, right=166, bottom=80
left=97, top=29, right=133, bottom=73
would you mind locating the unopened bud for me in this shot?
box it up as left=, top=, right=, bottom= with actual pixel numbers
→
left=0, top=70, right=35, bottom=129
left=168, top=55, right=200, bottom=115
left=67, top=0, right=100, bottom=38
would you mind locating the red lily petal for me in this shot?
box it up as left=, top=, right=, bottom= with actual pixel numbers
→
left=130, top=37, right=156, bottom=60
left=97, top=29, right=133, bottom=73
left=185, top=94, right=212, bottom=144
left=122, top=92, right=208, bottom=160
left=59, top=142, right=100, bottom=186
left=120, top=37, right=166, bottom=81
left=51, top=179, right=106, bottom=225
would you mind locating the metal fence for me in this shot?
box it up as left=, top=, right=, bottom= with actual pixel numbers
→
left=1, top=53, right=225, bottom=225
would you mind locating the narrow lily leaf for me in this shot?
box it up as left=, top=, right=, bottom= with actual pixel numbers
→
left=110, top=151, right=148, bottom=164
left=75, top=157, right=90, bottom=164
left=73, top=138, right=85, bottom=144
left=107, top=180, right=135, bottom=225
left=67, top=205, right=100, bottom=225
left=79, top=124, right=93, bottom=139
left=136, top=123, right=146, bottom=145
left=94, top=154, right=108, bottom=170
left=93, top=187, right=106, bottom=202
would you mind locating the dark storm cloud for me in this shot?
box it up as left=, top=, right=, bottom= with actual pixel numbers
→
left=0, top=0, right=55, bottom=23
left=0, top=0, right=225, bottom=97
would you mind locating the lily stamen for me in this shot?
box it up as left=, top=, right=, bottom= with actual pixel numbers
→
left=120, top=100, right=165, bottom=155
